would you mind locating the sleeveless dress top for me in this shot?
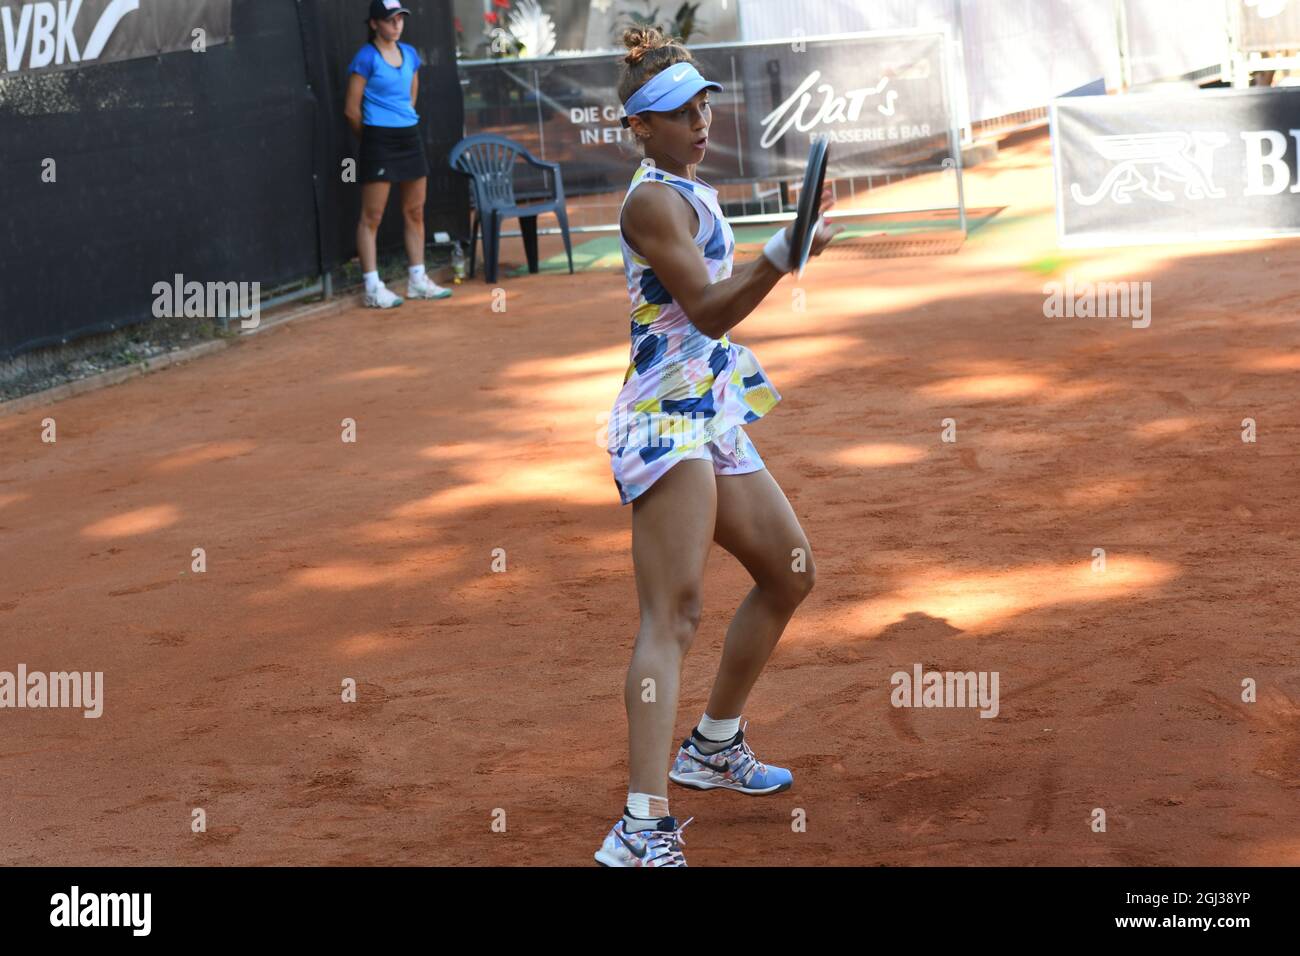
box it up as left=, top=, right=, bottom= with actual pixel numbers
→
left=606, top=159, right=782, bottom=505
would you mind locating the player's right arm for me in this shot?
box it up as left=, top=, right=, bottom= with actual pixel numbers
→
left=344, top=73, right=366, bottom=139
left=622, top=183, right=838, bottom=340
left=621, top=183, right=781, bottom=340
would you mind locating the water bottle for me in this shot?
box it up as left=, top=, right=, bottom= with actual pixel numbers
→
left=451, top=241, right=467, bottom=284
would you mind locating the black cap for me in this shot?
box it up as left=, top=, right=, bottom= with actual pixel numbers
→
left=367, top=0, right=411, bottom=22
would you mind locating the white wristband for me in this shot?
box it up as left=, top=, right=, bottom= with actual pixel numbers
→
left=762, top=227, right=792, bottom=273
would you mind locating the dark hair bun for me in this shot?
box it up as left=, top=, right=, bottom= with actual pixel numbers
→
left=622, top=26, right=669, bottom=65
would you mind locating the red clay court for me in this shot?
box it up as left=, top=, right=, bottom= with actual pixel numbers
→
left=2, top=131, right=1297, bottom=866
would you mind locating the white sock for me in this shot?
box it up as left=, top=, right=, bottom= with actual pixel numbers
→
left=624, top=792, right=669, bottom=829
left=696, top=713, right=740, bottom=744
left=363, top=270, right=381, bottom=294
left=408, top=263, right=426, bottom=282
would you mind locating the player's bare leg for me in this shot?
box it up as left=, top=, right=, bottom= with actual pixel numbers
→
left=704, top=467, right=816, bottom=718
left=624, top=459, right=718, bottom=796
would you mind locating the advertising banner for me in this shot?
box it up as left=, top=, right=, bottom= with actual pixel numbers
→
left=458, top=30, right=956, bottom=195
left=0, top=0, right=232, bottom=75
left=1053, top=86, right=1300, bottom=246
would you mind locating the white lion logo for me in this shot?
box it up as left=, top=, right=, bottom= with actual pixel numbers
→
left=1070, top=132, right=1230, bottom=206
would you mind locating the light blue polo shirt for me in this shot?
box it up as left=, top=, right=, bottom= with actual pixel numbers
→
left=349, top=42, right=422, bottom=127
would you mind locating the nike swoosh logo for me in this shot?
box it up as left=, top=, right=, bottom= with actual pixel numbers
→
left=673, top=67, right=690, bottom=81
left=615, top=829, right=648, bottom=858
left=684, top=751, right=731, bottom=775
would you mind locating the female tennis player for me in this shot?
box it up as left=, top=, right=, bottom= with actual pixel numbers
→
left=595, top=28, right=840, bottom=867
left=344, top=0, right=452, bottom=308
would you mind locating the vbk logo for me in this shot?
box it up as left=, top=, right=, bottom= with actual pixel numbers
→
left=1071, top=128, right=1300, bottom=205
left=1, top=0, right=140, bottom=72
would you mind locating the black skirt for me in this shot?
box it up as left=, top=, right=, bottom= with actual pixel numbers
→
left=359, top=124, right=429, bottom=183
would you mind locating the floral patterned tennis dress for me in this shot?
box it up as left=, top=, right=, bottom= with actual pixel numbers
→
left=607, top=159, right=782, bottom=505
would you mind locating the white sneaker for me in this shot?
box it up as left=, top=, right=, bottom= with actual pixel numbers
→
left=364, top=284, right=403, bottom=309
left=406, top=274, right=452, bottom=300
left=594, top=815, right=692, bottom=867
